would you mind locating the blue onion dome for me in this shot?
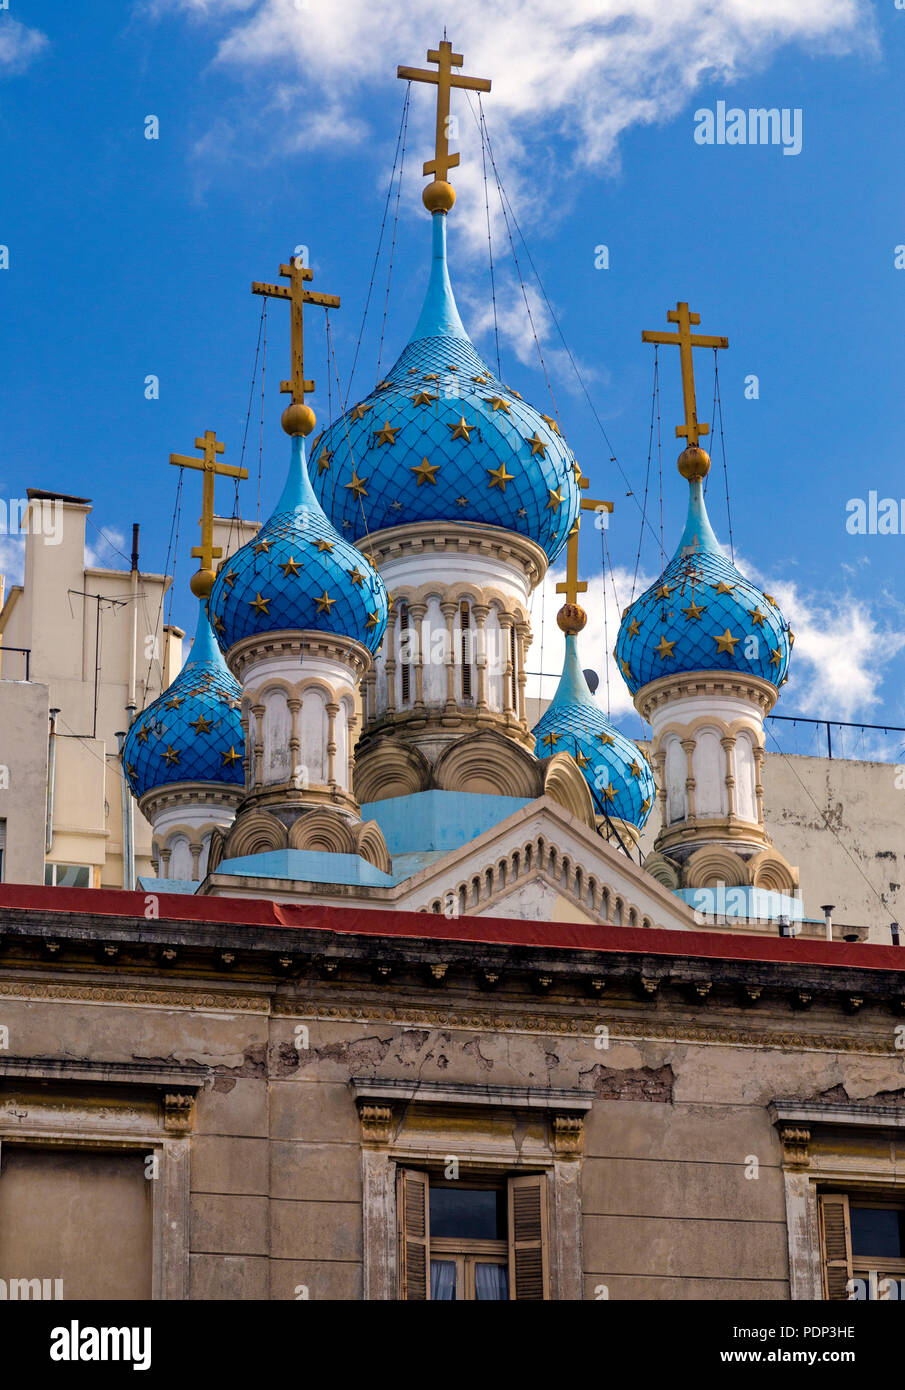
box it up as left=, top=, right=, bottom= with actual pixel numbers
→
left=123, top=602, right=245, bottom=798
left=533, top=618, right=655, bottom=828
left=615, top=446, right=793, bottom=696
left=308, top=212, right=582, bottom=562
left=207, top=434, right=388, bottom=655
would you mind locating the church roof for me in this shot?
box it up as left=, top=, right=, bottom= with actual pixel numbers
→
left=615, top=475, right=793, bottom=695
left=309, top=212, right=582, bottom=561
left=123, top=602, right=245, bottom=798
left=532, top=632, right=655, bottom=827
left=207, top=435, right=388, bottom=655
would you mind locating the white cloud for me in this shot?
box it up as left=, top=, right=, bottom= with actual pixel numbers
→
left=463, top=275, right=599, bottom=395
left=0, top=17, right=48, bottom=74
left=152, top=0, right=875, bottom=239
left=86, top=527, right=128, bottom=571
left=0, top=534, right=25, bottom=586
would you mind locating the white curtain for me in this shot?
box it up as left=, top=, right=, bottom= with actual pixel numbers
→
left=430, top=1260, right=456, bottom=1300
left=475, top=1262, right=508, bottom=1300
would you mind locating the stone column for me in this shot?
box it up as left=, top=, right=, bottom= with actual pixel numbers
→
left=326, top=702, right=339, bottom=787
left=721, top=733, right=737, bottom=818
left=681, top=736, right=696, bottom=820
left=408, top=602, right=427, bottom=710
left=384, top=607, right=398, bottom=715
left=498, top=613, right=515, bottom=717
left=440, top=600, right=458, bottom=712
left=472, top=603, right=490, bottom=711
left=753, top=744, right=766, bottom=825
left=516, top=622, right=530, bottom=725
left=251, top=704, right=265, bottom=788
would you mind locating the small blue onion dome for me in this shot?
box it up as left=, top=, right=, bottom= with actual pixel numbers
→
left=533, top=630, right=655, bottom=828
left=207, top=435, right=388, bottom=655
left=123, top=602, right=245, bottom=798
left=309, top=213, right=582, bottom=563
left=615, top=462, right=793, bottom=696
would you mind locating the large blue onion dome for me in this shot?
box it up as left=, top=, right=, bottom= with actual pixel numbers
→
left=207, top=435, right=388, bottom=655
left=308, top=213, right=582, bottom=563
left=123, top=603, right=245, bottom=798
left=533, top=626, right=655, bottom=828
left=615, top=451, right=793, bottom=696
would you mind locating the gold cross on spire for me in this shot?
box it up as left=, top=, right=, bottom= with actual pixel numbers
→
left=642, top=302, right=728, bottom=447
left=251, top=257, right=340, bottom=436
left=556, top=477, right=613, bottom=628
left=169, top=430, right=248, bottom=598
left=398, top=38, right=491, bottom=213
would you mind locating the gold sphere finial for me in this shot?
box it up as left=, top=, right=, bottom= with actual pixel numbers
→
left=281, top=402, right=317, bottom=437
left=557, top=603, right=587, bottom=635
left=423, top=180, right=456, bottom=214
left=190, top=568, right=216, bottom=599
left=677, top=444, right=711, bottom=481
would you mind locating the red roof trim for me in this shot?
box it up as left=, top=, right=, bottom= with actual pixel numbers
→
left=0, top=881, right=901, bottom=971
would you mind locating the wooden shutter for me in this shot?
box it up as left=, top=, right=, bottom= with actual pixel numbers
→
left=818, top=1194, right=853, bottom=1300
left=460, top=603, right=472, bottom=701
left=508, top=1173, right=550, bottom=1300
left=400, top=606, right=411, bottom=704
left=397, top=1168, right=430, bottom=1300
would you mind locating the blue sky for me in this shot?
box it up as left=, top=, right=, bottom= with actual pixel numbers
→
left=2, top=0, right=905, bottom=743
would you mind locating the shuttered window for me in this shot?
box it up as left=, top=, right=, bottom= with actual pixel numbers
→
left=397, top=1168, right=429, bottom=1300
left=397, top=1170, right=550, bottom=1300
left=459, top=603, right=472, bottom=702
left=0, top=818, right=5, bottom=881
left=818, top=1193, right=853, bottom=1300
left=508, top=1173, right=550, bottom=1300
left=399, top=605, right=411, bottom=705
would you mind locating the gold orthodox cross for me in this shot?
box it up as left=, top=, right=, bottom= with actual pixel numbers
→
left=169, top=430, right=248, bottom=597
left=398, top=39, right=491, bottom=209
left=252, top=259, right=340, bottom=434
left=642, top=302, right=728, bottom=446
left=556, top=480, right=613, bottom=607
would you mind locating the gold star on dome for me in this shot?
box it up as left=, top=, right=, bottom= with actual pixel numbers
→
left=136, top=726, right=149, bottom=745
left=249, top=593, right=270, bottom=616
left=597, top=732, right=614, bottom=747
left=788, top=630, right=795, bottom=647
left=190, top=714, right=212, bottom=735
left=423, top=373, right=439, bottom=382
left=541, top=731, right=560, bottom=749
left=316, top=448, right=332, bottom=474
left=487, top=462, right=514, bottom=491
left=222, top=568, right=236, bottom=588
left=641, top=797, right=651, bottom=814
left=316, top=539, right=334, bottom=553
left=280, top=555, right=302, bottom=578
left=714, top=580, right=735, bottom=595
left=770, top=647, right=782, bottom=667
left=407, top=367, right=418, bottom=376
left=126, top=762, right=136, bottom=779
left=165, top=695, right=182, bottom=710
left=546, top=488, right=563, bottom=511
left=449, top=416, right=472, bottom=442
left=540, top=413, right=561, bottom=435
left=350, top=402, right=373, bottom=421
left=211, top=612, right=225, bottom=635
left=472, top=374, right=489, bottom=384
left=749, top=605, right=766, bottom=626
left=627, top=617, right=641, bottom=638
left=572, top=460, right=583, bottom=485
left=344, top=470, right=369, bottom=498
left=601, top=786, right=616, bottom=804
left=374, top=421, right=399, bottom=447
left=574, top=750, right=589, bottom=769
left=162, top=745, right=180, bottom=767
left=412, top=390, right=438, bottom=407
left=376, top=379, right=391, bottom=390
left=486, top=396, right=511, bottom=414
left=714, top=628, right=739, bottom=654
left=763, top=592, right=777, bottom=605
left=253, top=539, right=271, bottom=556
left=316, top=590, right=335, bottom=614
left=456, top=496, right=469, bottom=507
left=629, top=760, right=643, bottom=779
left=619, top=658, right=632, bottom=679
left=411, top=457, right=440, bottom=487
left=526, top=432, right=547, bottom=457
left=655, top=583, right=673, bottom=600
left=682, top=601, right=705, bottom=621
left=222, top=746, right=242, bottom=767
left=507, top=387, right=523, bottom=399
left=365, top=611, right=380, bottom=629
left=348, top=567, right=365, bottom=587
left=655, top=635, right=676, bottom=661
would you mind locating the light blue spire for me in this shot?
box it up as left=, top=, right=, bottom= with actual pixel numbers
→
left=186, top=599, right=224, bottom=668
left=411, top=213, right=468, bottom=342
left=548, top=633, right=596, bottom=713
left=675, top=478, right=723, bottom=557
left=273, top=434, right=319, bottom=516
